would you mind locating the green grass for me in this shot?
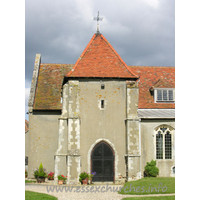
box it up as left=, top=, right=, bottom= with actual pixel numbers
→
left=122, top=196, right=175, bottom=200
left=119, top=177, right=175, bottom=195
left=25, top=180, right=36, bottom=183
left=25, top=191, right=57, bottom=200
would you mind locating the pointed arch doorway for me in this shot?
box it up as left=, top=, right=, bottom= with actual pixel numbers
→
left=91, top=141, right=115, bottom=182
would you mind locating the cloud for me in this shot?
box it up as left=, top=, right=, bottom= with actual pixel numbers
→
left=142, top=0, right=159, bottom=8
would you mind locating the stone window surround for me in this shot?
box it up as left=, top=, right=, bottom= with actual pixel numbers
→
left=154, top=125, right=174, bottom=161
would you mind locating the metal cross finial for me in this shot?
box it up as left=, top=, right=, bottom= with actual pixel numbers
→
left=93, top=11, right=103, bottom=34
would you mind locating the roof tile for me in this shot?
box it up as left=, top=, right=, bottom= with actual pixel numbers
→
left=129, top=66, right=175, bottom=109
left=33, top=64, right=73, bottom=110
left=66, top=34, right=138, bottom=78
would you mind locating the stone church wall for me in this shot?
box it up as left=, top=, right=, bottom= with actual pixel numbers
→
left=27, top=77, right=175, bottom=181
left=54, top=79, right=140, bottom=184
left=28, top=112, right=59, bottom=178
left=78, top=79, right=127, bottom=182
left=140, top=120, right=175, bottom=177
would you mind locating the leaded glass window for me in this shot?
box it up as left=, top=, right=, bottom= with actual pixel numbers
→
left=165, top=131, right=172, bottom=159
left=156, top=131, right=163, bottom=159
left=156, top=127, right=172, bottom=159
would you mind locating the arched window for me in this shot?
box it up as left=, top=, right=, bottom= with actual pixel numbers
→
left=156, top=126, right=172, bottom=159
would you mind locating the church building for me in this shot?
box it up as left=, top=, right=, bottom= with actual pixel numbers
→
left=27, top=30, right=175, bottom=184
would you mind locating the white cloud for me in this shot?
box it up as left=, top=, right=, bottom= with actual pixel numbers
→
left=142, top=0, right=160, bottom=8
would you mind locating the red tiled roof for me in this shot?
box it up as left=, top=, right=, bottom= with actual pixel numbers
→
left=32, top=34, right=174, bottom=110
left=150, top=77, right=174, bottom=90
left=33, top=64, right=74, bottom=110
left=25, top=120, right=29, bottom=133
left=129, top=66, right=175, bottom=109
left=66, top=34, right=138, bottom=78
left=33, top=65, right=174, bottom=110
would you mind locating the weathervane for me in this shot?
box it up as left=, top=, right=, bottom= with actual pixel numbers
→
left=93, top=11, right=103, bottom=34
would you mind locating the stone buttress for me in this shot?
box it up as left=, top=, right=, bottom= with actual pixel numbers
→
left=54, top=80, right=81, bottom=184
left=125, top=80, right=141, bottom=180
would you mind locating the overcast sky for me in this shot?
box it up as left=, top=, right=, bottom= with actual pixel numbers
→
left=25, top=0, right=175, bottom=120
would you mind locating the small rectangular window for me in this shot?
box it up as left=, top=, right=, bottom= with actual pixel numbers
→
left=101, top=84, right=105, bottom=89
left=101, top=100, right=104, bottom=108
left=156, top=89, right=174, bottom=102
left=25, top=156, right=28, bottom=165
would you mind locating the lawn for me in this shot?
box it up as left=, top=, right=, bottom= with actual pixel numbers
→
left=119, top=177, right=175, bottom=195
left=122, top=196, right=175, bottom=200
left=25, top=191, right=57, bottom=200
left=25, top=180, right=36, bottom=183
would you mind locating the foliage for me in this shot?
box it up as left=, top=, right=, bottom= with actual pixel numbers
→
left=79, top=171, right=89, bottom=182
left=33, top=168, right=39, bottom=179
left=48, top=172, right=54, bottom=180
left=33, top=162, right=47, bottom=178
left=25, top=191, right=57, bottom=200
left=25, top=180, right=36, bottom=183
left=38, top=162, right=44, bottom=173
left=25, top=169, right=28, bottom=177
left=88, top=172, right=97, bottom=180
left=144, top=160, right=159, bottom=177
left=57, top=175, right=67, bottom=181
left=118, top=177, right=175, bottom=195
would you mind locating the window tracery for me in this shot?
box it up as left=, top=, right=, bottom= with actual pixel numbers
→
left=156, top=126, right=172, bottom=159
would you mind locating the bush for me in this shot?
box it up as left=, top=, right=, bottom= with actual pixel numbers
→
left=38, top=163, right=47, bottom=177
left=79, top=172, right=89, bottom=183
left=57, top=175, right=67, bottom=181
left=33, top=162, right=47, bottom=178
left=144, top=160, right=159, bottom=177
